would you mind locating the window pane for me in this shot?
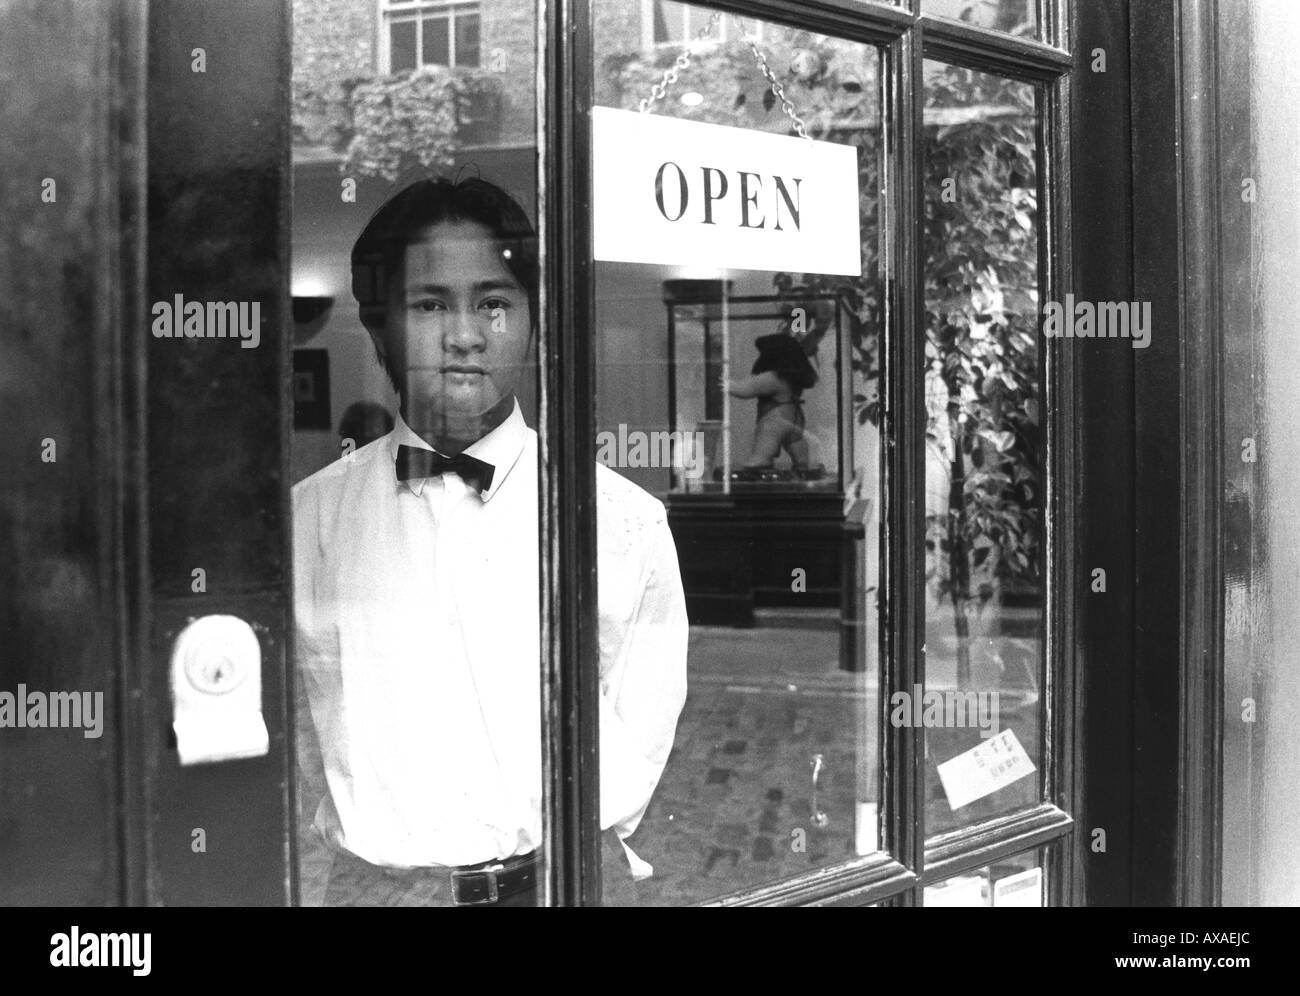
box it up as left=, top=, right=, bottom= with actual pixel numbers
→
left=292, top=0, right=545, bottom=907
left=921, top=63, right=1042, bottom=835
left=423, top=15, right=450, bottom=67
left=390, top=19, right=417, bottom=72
left=921, top=0, right=1039, bottom=41
left=455, top=12, right=481, bottom=67
left=594, top=3, right=885, bottom=904
left=924, top=848, right=1045, bottom=906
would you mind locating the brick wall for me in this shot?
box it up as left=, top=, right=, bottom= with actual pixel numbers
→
left=292, top=0, right=647, bottom=151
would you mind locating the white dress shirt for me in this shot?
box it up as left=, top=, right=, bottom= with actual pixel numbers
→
left=293, top=399, right=688, bottom=872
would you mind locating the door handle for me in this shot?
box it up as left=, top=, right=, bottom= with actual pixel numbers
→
left=810, top=752, right=830, bottom=828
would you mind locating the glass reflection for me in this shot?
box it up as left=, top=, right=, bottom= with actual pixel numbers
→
left=924, top=849, right=1044, bottom=907
left=921, top=0, right=1039, bottom=40
left=595, top=3, right=885, bottom=903
left=290, top=0, right=561, bottom=907
left=922, top=62, right=1042, bottom=835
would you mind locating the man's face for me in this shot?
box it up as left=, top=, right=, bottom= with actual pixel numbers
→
left=376, top=219, right=533, bottom=427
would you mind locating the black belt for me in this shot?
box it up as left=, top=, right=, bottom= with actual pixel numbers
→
left=449, top=850, right=538, bottom=906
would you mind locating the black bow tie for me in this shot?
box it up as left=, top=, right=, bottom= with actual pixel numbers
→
left=396, top=445, right=495, bottom=495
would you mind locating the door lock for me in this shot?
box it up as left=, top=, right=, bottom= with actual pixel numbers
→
left=170, top=615, right=269, bottom=766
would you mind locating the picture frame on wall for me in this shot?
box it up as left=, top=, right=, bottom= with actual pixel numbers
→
left=293, top=348, right=331, bottom=431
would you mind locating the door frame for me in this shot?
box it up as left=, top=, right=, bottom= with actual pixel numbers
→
left=112, top=0, right=1195, bottom=907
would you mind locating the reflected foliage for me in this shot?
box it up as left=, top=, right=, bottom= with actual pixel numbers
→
left=601, top=26, right=885, bottom=430
left=923, top=0, right=1037, bottom=38
left=924, top=65, right=1039, bottom=682
left=294, top=64, right=503, bottom=181
left=603, top=42, right=1042, bottom=656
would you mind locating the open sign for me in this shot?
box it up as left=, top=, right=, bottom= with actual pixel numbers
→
left=652, top=163, right=805, bottom=232
left=592, top=107, right=862, bottom=276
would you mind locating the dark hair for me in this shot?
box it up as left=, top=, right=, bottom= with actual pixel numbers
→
left=350, top=176, right=539, bottom=391
left=753, top=332, right=818, bottom=391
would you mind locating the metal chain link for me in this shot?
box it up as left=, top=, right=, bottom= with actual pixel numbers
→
left=733, top=16, right=810, bottom=139
left=638, top=10, right=723, bottom=113
left=637, top=10, right=812, bottom=141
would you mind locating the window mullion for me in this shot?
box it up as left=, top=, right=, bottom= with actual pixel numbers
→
left=882, top=15, right=928, bottom=907
left=538, top=0, right=601, bottom=908
left=1040, top=63, right=1076, bottom=908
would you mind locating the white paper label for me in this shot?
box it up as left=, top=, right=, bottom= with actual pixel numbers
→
left=591, top=106, right=862, bottom=276
left=855, top=801, right=879, bottom=856
left=993, top=867, right=1043, bottom=908
left=936, top=727, right=1036, bottom=810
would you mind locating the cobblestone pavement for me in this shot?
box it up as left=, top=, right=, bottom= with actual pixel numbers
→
left=629, top=624, right=876, bottom=905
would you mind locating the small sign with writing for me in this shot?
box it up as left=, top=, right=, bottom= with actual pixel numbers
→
left=936, top=727, right=1037, bottom=810
left=993, top=867, right=1043, bottom=907
left=591, top=106, right=862, bottom=276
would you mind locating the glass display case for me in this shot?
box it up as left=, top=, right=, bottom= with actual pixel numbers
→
left=663, top=279, right=850, bottom=494
left=662, top=279, right=855, bottom=629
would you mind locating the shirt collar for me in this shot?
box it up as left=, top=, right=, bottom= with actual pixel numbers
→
left=387, top=397, right=527, bottom=502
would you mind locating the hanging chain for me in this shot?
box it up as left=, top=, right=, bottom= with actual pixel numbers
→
left=638, top=10, right=724, bottom=113
left=638, top=11, right=812, bottom=141
left=732, top=16, right=810, bottom=139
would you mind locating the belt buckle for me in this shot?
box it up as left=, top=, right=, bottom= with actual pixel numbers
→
left=451, top=861, right=505, bottom=906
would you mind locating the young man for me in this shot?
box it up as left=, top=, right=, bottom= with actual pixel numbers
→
left=293, top=177, right=688, bottom=906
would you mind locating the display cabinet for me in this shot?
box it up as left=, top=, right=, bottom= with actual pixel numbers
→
left=661, top=279, right=856, bottom=631
left=662, top=279, right=851, bottom=493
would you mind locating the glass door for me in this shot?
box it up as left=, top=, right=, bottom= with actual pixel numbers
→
left=589, top=2, right=888, bottom=904
left=579, top=0, right=1077, bottom=905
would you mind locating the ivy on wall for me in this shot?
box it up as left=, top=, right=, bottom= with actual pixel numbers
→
left=293, top=65, right=504, bottom=181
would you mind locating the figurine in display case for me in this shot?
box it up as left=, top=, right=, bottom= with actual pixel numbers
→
left=664, top=280, right=847, bottom=495
left=663, top=280, right=855, bottom=627
left=727, top=328, right=821, bottom=481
